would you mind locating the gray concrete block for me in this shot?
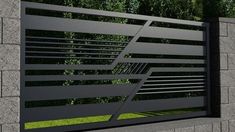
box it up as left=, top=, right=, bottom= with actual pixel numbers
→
left=228, top=23, right=235, bottom=37
left=3, top=18, right=20, bottom=44
left=229, top=120, right=235, bottom=132
left=0, top=44, right=20, bottom=70
left=2, top=123, right=19, bottom=132
left=195, top=124, right=212, bottom=132
left=229, top=87, right=235, bottom=104
left=213, top=122, right=221, bottom=132
left=228, top=54, right=235, bottom=70
left=175, top=126, right=194, bottom=132
left=220, top=22, right=228, bottom=37
left=221, top=104, right=231, bottom=120
left=0, top=71, right=1, bottom=98
left=2, top=71, right=20, bottom=97
left=220, top=37, right=235, bottom=54
left=0, top=97, right=19, bottom=124
left=0, top=0, right=19, bottom=18
left=221, top=121, right=229, bottom=132
left=91, top=127, right=174, bottom=132
left=221, top=53, right=228, bottom=70
left=221, top=87, right=229, bottom=104
left=0, top=18, right=2, bottom=44
left=220, top=70, right=235, bottom=87
left=221, top=104, right=235, bottom=120
left=157, top=129, right=174, bottom=132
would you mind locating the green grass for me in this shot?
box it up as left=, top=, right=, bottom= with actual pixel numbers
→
left=25, top=115, right=111, bottom=130
left=118, top=108, right=200, bottom=120
left=25, top=108, right=202, bottom=130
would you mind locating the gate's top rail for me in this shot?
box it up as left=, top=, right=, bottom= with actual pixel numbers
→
left=21, top=1, right=208, bottom=27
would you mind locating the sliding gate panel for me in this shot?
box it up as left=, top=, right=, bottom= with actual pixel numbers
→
left=21, top=2, right=210, bottom=132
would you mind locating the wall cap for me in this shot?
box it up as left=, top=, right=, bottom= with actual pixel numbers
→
left=219, top=17, right=235, bottom=24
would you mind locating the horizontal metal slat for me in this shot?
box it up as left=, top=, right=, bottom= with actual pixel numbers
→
left=143, top=82, right=205, bottom=87
left=26, top=56, right=116, bottom=60
left=24, top=64, right=113, bottom=70
left=25, top=74, right=145, bottom=81
left=26, top=41, right=126, bottom=48
left=140, top=86, right=205, bottom=91
left=26, top=51, right=120, bottom=56
left=148, top=75, right=205, bottom=79
left=24, top=103, right=122, bottom=122
left=120, top=58, right=205, bottom=64
left=150, top=67, right=205, bottom=72
left=23, top=65, right=206, bottom=71
left=26, top=36, right=129, bottom=44
left=26, top=46, right=123, bottom=52
left=121, top=97, right=205, bottom=113
left=24, top=84, right=137, bottom=100
left=141, top=27, right=205, bottom=41
left=137, top=89, right=205, bottom=94
left=24, top=15, right=141, bottom=36
left=128, top=42, right=205, bottom=56
left=145, top=79, right=205, bottom=83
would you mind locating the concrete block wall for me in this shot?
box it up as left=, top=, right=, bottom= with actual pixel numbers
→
left=0, top=0, right=20, bottom=132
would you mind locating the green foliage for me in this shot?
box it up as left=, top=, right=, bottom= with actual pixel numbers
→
left=22, top=0, right=235, bottom=18
left=219, top=0, right=235, bottom=17
left=126, top=0, right=140, bottom=13
left=137, top=0, right=202, bottom=20
left=203, top=0, right=235, bottom=18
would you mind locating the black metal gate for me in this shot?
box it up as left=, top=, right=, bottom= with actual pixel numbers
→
left=21, top=1, right=210, bottom=132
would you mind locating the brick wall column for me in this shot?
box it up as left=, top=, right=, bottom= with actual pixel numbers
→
left=217, top=18, right=235, bottom=132
left=0, top=0, right=20, bottom=132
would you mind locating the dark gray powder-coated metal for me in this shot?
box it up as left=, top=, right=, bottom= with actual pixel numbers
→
left=21, top=1, right=210, bottom=132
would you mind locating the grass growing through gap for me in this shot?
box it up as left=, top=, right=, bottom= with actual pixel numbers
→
left=25, top=108, right=202, bottom=130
